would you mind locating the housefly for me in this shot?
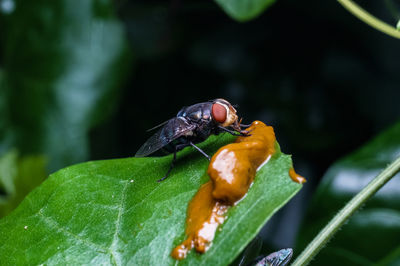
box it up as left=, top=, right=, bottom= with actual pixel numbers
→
left=253, top=248, right=293, bottom=266
left=135, top=98, right=249, bottom=182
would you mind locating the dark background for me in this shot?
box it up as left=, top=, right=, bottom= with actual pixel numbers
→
left=87, top=0, right=400, bottom=251
left=0, top=0, right=400, bottom=258
left=93, top=0, right=400, bottom=173
left=1, top=0, right=399, bottom=258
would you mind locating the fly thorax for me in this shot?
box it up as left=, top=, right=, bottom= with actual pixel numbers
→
left=183, top=130, right=194, bottom=137
left=187, top=109, right=202, bottom=122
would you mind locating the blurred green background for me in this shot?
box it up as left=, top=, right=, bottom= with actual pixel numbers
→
left=1, top=0, right=400, bottom=264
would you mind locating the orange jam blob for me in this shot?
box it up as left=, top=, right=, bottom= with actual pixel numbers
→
left=171, top=182, right=228, bottom=259
left=171, top=120, right=305, bottom=260
left=211, top=103, right=227, bottom=123
left=209, top=120, right=276, bottom=203
left=171, top=121, right=276, bottom=260
left=289, top=167, right=307, bottom=184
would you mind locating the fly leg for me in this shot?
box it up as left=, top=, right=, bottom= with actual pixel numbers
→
left=157, top=143, right=188, bottom=182
left=189, top=142, right=211, bottom=161
left=157, top=150, right=176, bottom=182
left=218, top=126, right=249, bottom=136
left=239, top=123, right=252, bottom=128
left=238, top=118, right=251, bottom=128
left=157, top=142, right=210, bottom=182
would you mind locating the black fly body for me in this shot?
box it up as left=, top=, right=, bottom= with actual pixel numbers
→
left=135, top=98, right=249, bottom=182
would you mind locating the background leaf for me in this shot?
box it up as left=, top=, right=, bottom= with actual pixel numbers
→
left=0, top=134, right=302, bottom=265
left=296, top=121, right=400, bottom=265
left=214, top=0, right=275, bottom=22
left=0, top=149, right=47, bottom=217
left=0, top=0, right=131, bottom=171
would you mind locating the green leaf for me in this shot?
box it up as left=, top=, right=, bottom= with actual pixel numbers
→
left=0, top=149, right=47, bottom=217
left=296, top=121, right=400, bottom=265
left=0, top=0, right=131, bottom=171
left=214, top=0, right=275, bottom=22
left=0, top=134, right=302, bottom=265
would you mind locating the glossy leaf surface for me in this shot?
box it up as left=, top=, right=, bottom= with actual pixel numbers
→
left=214, top=0, right=275, bottom=22
left=296, top=122, right=400, bottom=265
left=0, top=0, right=130, bottom=171
left=0, top=134, right=302, bottom=265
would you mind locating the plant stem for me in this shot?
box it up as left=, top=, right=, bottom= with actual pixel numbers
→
left=292, top=156, right=400, bottom=266
left=338, top=0, right=400, bottom=39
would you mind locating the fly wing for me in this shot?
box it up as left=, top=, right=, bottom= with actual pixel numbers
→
left=135, top=128, right=167, bottom=157
left=135, top=118, right=196, bottom=157
left=146, top=120, right=169, bottom=132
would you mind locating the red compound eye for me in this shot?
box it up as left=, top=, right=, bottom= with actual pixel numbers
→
left=212, top=103, right=227, bottom=123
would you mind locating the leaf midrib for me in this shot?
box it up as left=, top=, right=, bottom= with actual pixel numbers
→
left=109, top=179, right=130, bottom=265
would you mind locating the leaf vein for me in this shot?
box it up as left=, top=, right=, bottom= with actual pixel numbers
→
left=108, top=179, right=130, bottom=265
left=36, top=209, right=108, bottom=253
left=124, top=180, right=165, bottom=213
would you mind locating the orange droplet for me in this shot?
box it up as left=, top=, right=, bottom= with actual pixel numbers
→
left=289, top=168, right=306, bottom=184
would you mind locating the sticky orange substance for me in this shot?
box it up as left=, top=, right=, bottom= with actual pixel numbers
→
left=289, top=167, right=307, bottom=184
left=171, top=182, right=228, bottom=259
left=209, top=120, right=276, bottom=203
left=171, top=121, right=276, bottom=260
left=171, top=121, right=307, bottom=260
